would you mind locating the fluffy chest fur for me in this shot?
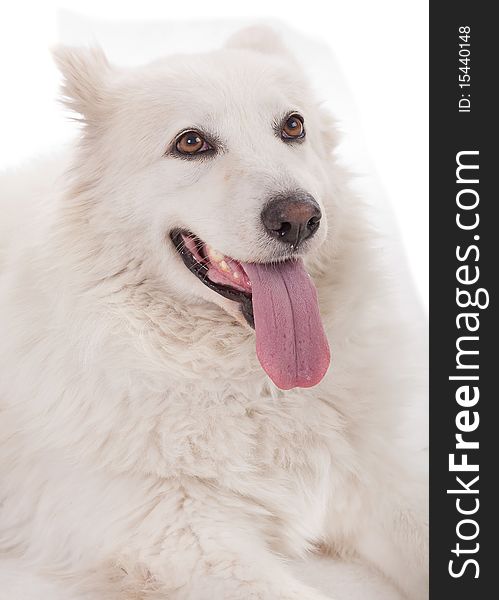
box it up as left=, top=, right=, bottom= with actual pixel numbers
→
left=0, top=237, right=377, bottom=560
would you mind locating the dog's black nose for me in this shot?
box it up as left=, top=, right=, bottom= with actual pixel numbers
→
left=261, top=192, right=322, bottom=248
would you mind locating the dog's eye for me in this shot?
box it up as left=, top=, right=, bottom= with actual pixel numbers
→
left=175, top=131, right=212, bottom=155
left=281, top=114, right=305, bottom=140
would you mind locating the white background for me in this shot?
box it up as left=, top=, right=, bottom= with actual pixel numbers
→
left=0, top=1, right=428, bottom=310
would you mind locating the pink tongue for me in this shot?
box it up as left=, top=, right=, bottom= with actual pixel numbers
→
left=242, top=259, right=330, bottom=390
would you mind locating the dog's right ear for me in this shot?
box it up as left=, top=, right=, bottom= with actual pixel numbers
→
left=225, top=25, right=293, bottom=61
left=52, top=46, right=113, bottom=122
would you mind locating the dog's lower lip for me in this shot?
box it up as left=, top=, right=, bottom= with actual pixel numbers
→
left=170, top=230, right=255, bottom=328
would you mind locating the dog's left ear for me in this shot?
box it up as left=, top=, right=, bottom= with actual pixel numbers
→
left=225, top=25, right=294, bottom=61
left=52, top=46, right=114, bottom=123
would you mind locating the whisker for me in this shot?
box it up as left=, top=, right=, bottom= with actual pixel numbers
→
left=176, top=241, right=210, bottom=273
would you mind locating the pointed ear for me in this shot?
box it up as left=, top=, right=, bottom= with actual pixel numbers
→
left=52, top=46, right=113, bottom=121
left=225, top=25, right=293, bottom=60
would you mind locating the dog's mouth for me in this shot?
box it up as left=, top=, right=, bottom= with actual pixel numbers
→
left=170, top=230, right=255, bottom=328
left=170, top=229, right=331, bottom=390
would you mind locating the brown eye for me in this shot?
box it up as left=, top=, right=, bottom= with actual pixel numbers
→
left=282, top=113, right=305, bottom=140
left=175, top=130, right=212, bottom=155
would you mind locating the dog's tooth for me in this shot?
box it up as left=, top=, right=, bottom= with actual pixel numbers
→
left=233, top=271, right=240, bottom=279
left=207, top=246, right=223, bottom=263
left=219, top=260, right=230, bottom=272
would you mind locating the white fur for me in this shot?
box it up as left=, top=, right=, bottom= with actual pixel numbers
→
left=0, top=27, right=428, bottom=600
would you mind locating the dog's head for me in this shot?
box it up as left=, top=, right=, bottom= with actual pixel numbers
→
left=54, top=27, right=338, bottom=390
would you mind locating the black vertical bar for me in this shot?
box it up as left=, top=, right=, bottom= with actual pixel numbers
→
left=430, top=3, right=496, bottom=598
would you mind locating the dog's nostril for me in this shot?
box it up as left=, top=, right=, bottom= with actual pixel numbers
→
left=307, top=216, right=320, bottom=231
left=261, top=193, right=321, bottom=248
left=276, top=222, right=292, bottom=237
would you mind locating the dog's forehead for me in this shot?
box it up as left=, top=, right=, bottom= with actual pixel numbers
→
left=143, top=49, right=309, bottom=123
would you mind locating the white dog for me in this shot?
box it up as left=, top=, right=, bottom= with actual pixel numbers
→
left=0, top=26, right=428, bottom=600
